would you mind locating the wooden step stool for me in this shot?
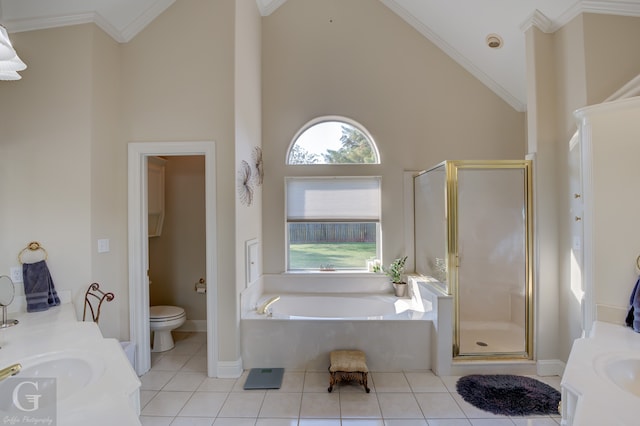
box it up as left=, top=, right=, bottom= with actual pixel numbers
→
left=328, top=350, right=370, bottom=393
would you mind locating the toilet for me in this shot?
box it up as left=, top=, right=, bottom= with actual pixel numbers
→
left=149, top=305, right=186, bottom=352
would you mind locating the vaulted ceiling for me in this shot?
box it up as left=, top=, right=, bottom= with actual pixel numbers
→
left=1, top=0, right=639, bottom=111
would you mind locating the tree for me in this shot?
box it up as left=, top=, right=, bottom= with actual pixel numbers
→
left=322, top=125, right=375, bottom=164
left=289, top=145, right=319, bottom=164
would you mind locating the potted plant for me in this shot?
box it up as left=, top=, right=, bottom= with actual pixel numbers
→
left=383, top=256, right=408, bottom=297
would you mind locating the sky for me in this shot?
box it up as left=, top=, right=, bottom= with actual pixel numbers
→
left=294, top=121, right=344, bottom=159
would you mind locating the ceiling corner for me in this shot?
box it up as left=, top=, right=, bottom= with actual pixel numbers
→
left=255, top=0, right=287, bottom=16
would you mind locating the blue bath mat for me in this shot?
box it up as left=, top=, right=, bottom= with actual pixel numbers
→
left=243, top=368, right=284, bottom=389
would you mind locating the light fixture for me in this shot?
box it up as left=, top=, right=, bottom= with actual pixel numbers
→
left=0, top=24, right=26, bottom=80
left=0, top=26, right=16, bottom=60
left=0, top=70, right=20, bottom=81
left=486, top=34, right=503, bottom=49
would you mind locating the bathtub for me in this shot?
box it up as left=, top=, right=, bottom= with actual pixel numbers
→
left=246, top=293, right=432, bottom=320
left=241, top=277, right=437, bottom=371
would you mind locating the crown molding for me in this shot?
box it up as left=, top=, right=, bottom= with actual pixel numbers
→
left=117, top=0, right=175, bottom=43
left=554, top=1, right=640, bottom=32
left=255, top=0, right=287, bottom=16
left=2, top=0, right=175, bottom=42
left=520, top=10, right=553, bottom=33
left=381, top=0, right=526, bottom=112
left=3, top=12, right=95, bottom=34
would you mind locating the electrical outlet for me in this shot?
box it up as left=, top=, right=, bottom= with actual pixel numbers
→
left=10, top=266, right=23, bottom=283
left=97, top=238, right=110, bottom=253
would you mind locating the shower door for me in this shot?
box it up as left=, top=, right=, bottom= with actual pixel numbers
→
left=452, top=161, right=533, bottom=359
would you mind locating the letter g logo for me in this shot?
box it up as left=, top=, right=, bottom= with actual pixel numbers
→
left=12, top=381, right=42, bottom=412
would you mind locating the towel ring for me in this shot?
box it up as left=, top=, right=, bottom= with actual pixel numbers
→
left=637, top=255, right=640, bottom=271
left=18, top=241, right=48, bottom=264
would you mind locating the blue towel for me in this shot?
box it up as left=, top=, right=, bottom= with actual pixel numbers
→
left=627, top=276, right=640, bottom=332
left=22, top=260, right=61, bottom=312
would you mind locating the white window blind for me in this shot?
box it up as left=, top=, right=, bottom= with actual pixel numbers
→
left=286, top=177, right=381, bottom=222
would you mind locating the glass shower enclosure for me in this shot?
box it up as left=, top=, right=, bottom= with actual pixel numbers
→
left=414, top=160, right=533, bottom=360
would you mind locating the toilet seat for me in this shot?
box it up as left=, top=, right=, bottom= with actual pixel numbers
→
left=150, top=305, right=185, bottom=322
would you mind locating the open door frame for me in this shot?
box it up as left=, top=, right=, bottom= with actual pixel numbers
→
left=128, top=141, right=217, bottom=376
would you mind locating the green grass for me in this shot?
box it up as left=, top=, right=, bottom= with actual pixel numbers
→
left=289, top=242, right=376, bottom=270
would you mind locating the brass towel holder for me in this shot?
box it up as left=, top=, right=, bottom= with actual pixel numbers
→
left=18, top=241, right=48, bottom=264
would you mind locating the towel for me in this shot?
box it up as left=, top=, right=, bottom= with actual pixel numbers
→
left=22, top=260, right=61, bottom=313
left=626, top=276, right=640, bottom=332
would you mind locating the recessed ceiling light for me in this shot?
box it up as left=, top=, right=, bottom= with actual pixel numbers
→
left=486, top=34, right=503, bottom=49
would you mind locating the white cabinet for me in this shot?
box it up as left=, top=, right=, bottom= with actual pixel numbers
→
left=574, top=96, right=640, bottom=336
left=148, top=156, right=166, bottom=237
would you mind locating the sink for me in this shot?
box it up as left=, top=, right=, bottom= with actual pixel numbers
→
left=0, top=351, right=106, bottom=408
left=596, top=354, right=640, bottom=398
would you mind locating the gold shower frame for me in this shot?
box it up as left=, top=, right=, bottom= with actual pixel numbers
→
left=421, top=160, right=534, bottom=361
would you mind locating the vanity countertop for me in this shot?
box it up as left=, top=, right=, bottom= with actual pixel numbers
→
left=0, top=303, right=141, bottom=426
left=562, top=321, right=640, bottom=425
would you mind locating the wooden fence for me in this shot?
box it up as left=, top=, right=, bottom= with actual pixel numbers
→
left=289, top=223, right=376, bottom=243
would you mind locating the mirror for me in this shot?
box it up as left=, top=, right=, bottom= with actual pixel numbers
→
left=0, top=275, right=14, bottom=306
left=0, top=275, right=18, bottom=328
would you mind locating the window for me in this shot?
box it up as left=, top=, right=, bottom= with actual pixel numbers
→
left=287, top=117, right=379, bottom=165
left=286, top=177, right=381, bottom=271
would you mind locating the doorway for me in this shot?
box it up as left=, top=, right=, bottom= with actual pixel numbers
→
left=128, top=141, right=217, bottom=376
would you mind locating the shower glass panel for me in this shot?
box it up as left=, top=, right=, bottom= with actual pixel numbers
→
left=414, top=164, right=448, bottom=293
left=414, top=160, right=532, bottom=360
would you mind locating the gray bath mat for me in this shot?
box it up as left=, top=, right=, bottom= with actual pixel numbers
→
left=243, top=368, right=284, bottom=389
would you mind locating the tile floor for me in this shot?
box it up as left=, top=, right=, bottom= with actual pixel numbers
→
left=139, top=332, right=562, bottom=426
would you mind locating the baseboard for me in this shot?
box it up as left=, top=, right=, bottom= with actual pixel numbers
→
left=177, top=319, right=206, bottom=332
left=448, top=359, right=537, bottom=376
left=537, top=359, right=565, bottom=377
left=217, top=358, right=243, bottom=378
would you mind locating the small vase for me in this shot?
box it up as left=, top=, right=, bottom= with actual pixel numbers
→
left=394, top=282, right=408, bottom=297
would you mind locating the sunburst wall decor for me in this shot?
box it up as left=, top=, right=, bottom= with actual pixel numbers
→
left=237, top=160, right=254, bottom=207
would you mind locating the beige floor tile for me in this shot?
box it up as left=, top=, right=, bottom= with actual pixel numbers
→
left=198, top=377, right=237, bottom=392
left=299, top=392, right=340, bottom=418
left=152, top=354, right=192, bottom=371
left=371, top=372, right=412, bottom=393
left=377, top=392, right=423, bottom=419
left=142, top=391, right=193, bottom=416
left=164, top=372, right=207, bottom=391
left=181, top=355, right=207, bottom=372
left=141, top=370, right=177, bottom=390
left=467, top=419, right=515, bottom=425
left=414, top=393, right=465, bottom=419
left=178, top=391, right=228, bottom=417
left=218, top=392, right=266, bottom=418
left=259, top=392, right=302, bottom=418
left=212, top=419, right=256, bottom=426
left=384, top=420, right=428, bottom=426
left=340, top=392, right=382, bottom=418
left=298, top=420, right=341, bottom=426
left=140, top=416, right=174, bottom=426
left=303, top=371, right=330, bottom=392
left=140, top=390, right=159, bottom=409
left=276, top=371, right=305, bottom=392
left=425, top=420, right=472, bottom=426
left=405, top=371, right=448, bottom=393
left=255, top=419, right=299, bottom=425
left=170, top=417, right=215, bottom=425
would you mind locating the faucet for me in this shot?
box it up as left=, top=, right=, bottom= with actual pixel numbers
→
left=0, top=363, right=21, bottom=382
left=256, top=296, right=280, bottom=315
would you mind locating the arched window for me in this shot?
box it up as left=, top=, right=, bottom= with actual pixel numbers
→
left=287, top=116, right=379, bottom=165
left=285, top=117, right=381, bottom=271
